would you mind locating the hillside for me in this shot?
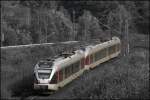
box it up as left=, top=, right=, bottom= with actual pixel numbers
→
left=1, top=41, right=81, bottom=98
left=1, top=33, right=149, bottom=99
left=1, top=1, right=149, bottom=46
left=27, top=33, right=149, bottom=100
left=0, top=1, right=149, bottom=100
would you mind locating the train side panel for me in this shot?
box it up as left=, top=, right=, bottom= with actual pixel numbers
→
left=85, top=37, right=121, bottom=70
left=56, top=58, right=85, bottom=89
left=34, top=37, right=121, bottom=91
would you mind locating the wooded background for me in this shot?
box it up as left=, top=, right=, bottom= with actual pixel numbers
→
left=1, top=1, right=149, bottom=46
left=1, top=1, right=149, bottom=99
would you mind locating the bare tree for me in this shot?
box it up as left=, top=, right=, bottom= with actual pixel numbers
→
left=107, top=5, right=131, bottom=56
left=119, top=5, right=130, bottom=56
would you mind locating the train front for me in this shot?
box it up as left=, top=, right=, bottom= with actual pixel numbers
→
left=33, top=60, right=58, bottom=91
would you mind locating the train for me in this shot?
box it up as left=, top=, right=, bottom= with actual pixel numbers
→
left=33, top=36, right=121, bottom=91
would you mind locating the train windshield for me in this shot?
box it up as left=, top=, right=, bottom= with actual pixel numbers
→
left=38, top=73, right=50, bottom=79
left=38, top=61, right=53, bottom=68
left=38, top=69, right=52, bottom=79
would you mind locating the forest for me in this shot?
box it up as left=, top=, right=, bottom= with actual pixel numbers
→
left=1, top=1, right=149, bottom=46
left=1, top=1, right=149, bottom=99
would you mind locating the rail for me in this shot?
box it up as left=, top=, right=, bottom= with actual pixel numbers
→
left=0, top=41, right=78, bottom=49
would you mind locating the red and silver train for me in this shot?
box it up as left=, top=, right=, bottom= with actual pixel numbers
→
left=34, top=37, right=121, bottom=91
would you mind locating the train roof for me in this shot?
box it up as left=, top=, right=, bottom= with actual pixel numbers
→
left=84, top=36, right=121, bottom=56
left=36, top=36, right=120, bottom=71
left=37, top=49, right=85, bottom=69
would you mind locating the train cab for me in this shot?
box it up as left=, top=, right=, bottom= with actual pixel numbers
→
left=34, top=49, right=85, bottom=91
left=34, top=60, right=58, bottom=90
left=33, top=37, right=121, bottom=92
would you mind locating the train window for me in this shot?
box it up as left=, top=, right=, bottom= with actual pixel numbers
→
left=109, top=45, right=116, bottom=55
left=90, top=55, right=93, bottom=63
left=73, top=61, right=80, bottom=73
left=94, top=48, right=107, bottom=61
left=65, top=68, right=67, bottom=78
left=64, top=64, right=75, bottom=79
left=99, top=48, right=106, bottom=59
left=68, top=65, right=72, bottom=76
left=95, top=53, right=97, bottom=61
left=85, top=56, right=90, bottom=65
left=59, top=70, right=63, bottom=82
left=76, top=61, right=80, bottom=71
left=71, top=64, right=74, bottom=73
left=65, top=67, right=69, bottom=78
left=72, top=64, right=75, bottom=73
left=93, top=54, right=95, bottom=62
left=72, top=63, right=76, bottom=73
left=98, top=51, right=100, bottom=60
left=71, top=64, right=74, bottom=74
left=62, top=68, right=65, bottom=79
left=50, top=73, right=57, bottom=84
left=116, top=44, right=120, bottom=51
left=38, top=73, right=50, bottom=79
left=81, top=58, right=84, bottom=69
left=95, top=52, right=99, bottom=61
left=39, top=61, right=53, bottom=68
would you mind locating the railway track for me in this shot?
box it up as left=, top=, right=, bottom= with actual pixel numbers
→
left=0, top=41, right=78, bottom=49
left=27, top=96, right=38, bottom=100
left=20, top=90, right=55, bottom=100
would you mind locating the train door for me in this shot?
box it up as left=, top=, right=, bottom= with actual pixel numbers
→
left=85, top=55, right=90, bottom=65
left=81, top=58, right=85, bottom=69
left=90, top=54, right=93, bottom=63
left=57, top=70, right=63, bottom=82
